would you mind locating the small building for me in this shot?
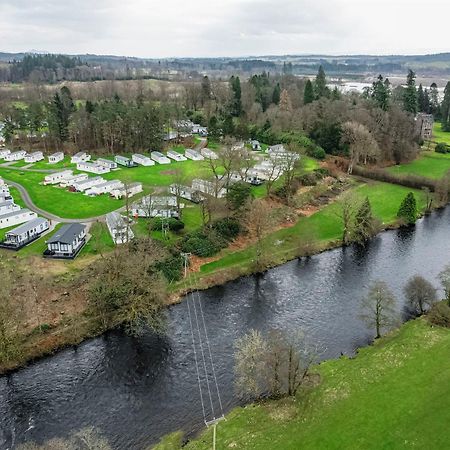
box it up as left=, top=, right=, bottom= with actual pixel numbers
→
left=151, top=151, right=171, bottom=164
left=60, top=173, right=88, bottom=188
left=250, top=140, right=262, bottom=151
left=0, top=217, right=49, bottom=250
left=416, top=113, right=434, bottom=140
left=132, top=153, right=155, bottom=166
left=110, top=182, right=143, bottom=200
left=48, top=152, right=64, bottom=164
left=267, top=144, right=286, bottom=154
left=0, top=193, right=13, bottom=204
left=114, top=155, right=137, bottom=168
left=192, top=124, right=208, bottom=136
left=4, top=150, right=26, bottom=162
left=169, top=184, right=204, bottom=203
left=167, top=149, right=187, bottom=162
left=85, top=180, right=124, bottom=196
left=24, top=151, right=44, bottom=163
left=71, top=152, right=91, bottom=164
left=0, top=208, right=37, bottom=229
left=44, top=223, right=86, bottom=259
left=230, top=170, right=264, bottom=186
left=106, top=212, right=134, bottom=244
left=192, top=178, right=226, bottom=198
left=72, top=176, right=105, bottom=192
left=0, top=149, right=11, bottom=159
left=200, top=148, right=218, bottom=159
left=43, top=170, right=74, bottom=185
left=131, top=195, right=182, bottom=218
left=0, top=201, right=21, bottom=215
left=163, top=131, right=179, bottom=141
left=96, top=158, right=118, bottom=170
left=77, top=161, right=110, bottom=174
left=185, top=148, right=204, bottom=161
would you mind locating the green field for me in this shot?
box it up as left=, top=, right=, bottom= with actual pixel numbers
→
left=156, top=319, right=450, bottom=450
left=433, top=122, right=450, bottom=145
left=387, top=151, right=450, bottom=180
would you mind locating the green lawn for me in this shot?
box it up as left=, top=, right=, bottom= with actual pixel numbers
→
left=433, top=122, right=450, bottom=145
left=387, top=151, right=450, bottom=180
left=157, top=319, right=450, bottom=450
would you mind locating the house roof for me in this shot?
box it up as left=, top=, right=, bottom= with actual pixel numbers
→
left=0, top=208, right=33, bottom=219
left=47, top=223, right=85, bottom=244
left=7, top=217, right=48, bottom=236
left=50, top=151, right=64, bottom=157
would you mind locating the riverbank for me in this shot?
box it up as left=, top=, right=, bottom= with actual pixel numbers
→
left=0, top=178, right=430, bottom=375
left=154, top=317, right=450, bottom=449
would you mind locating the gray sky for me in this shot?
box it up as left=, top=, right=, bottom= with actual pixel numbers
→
left=1, top=0, right=449, bottom=57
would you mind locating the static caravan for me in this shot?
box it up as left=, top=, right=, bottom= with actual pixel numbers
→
left=44, top=223, right=86, bottom=259
left=230, top=170, right=264, bottom=186
left=85, top=180, right=123, bottom=196
left=0, top=208, right=37, bottom=229
left=60, top=173, right=88, bottom=188
left=169, top=184, right=203, bottom=203
left=0, top=183, right=9, bottom=193
left=106, top=212, right=134, bottom=244
left=4, top=150, right=26, bottom=162
left=96, top=158, right=118, bottom=170
left=77, top=162, right=110, bottom=174
left=184, top=148, right=204, bottom=161
left=43, top=170, right=73, bottom=185
left=131, top=195, right=181, bottom=218
left=0, top=217, right=49, bottom=250
left=151, top=151, right=171, bottom=164
left=71, top=152, right=91, bottom=164
left=0, top=193, right=13, bottom=204
left=72, top=176, right=105, bottom=192
left=48, top=152, right=64, bottom=164
left=167, top=149, right=187, bottom=162
left=200, top=148, right=218, bottom=159
left=192, top=178, right=226, bottom=198
left=0, top=201, right=20, bottom=215
left=132, top=153, right=154, bottom=166
left=110, top=182, right=143, bottom=200
left=0, top=149, right=11, bottom=159
left=114, top=155, right=137, bottom=168
left=192, top=124, right=208, bottom=136
left=250, top=140, right=262, bottom=151
left=24, top=151, right=44, bottom=163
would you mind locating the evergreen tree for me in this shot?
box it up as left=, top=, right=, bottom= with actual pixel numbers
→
left=353, top=197, right=375, bottom=244
left=403, top=70, right=418, bottom=114
left=201, top=75, right=211, bottom=106
left=371, top=75, right=390, bottom=110
left=229, top=75, right=242, bottom=116
left=429, top=83, right=440, bottom=117
left=331, top=86, right=341, bottom=100
left=397, top=192, right=418, bottom=225
left=417, top=84, right=425, bottom=112
left=441, top=81, right=450, bottom=131
left=314, top=65, right=328, bottom=99
left=272, top=83, right=281, bottom=105
left=303, top=79, right=314, bottom=104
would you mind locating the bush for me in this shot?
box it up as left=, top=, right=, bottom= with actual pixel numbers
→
left=156, top=255, right=184, bottom=282
left=397, top=192, right=418, bottom=225
left=314, top=167, right=330, bottom=177
left=151, top=218, right=185, bottom=232
left=428, top=302, right=450, bottom=328
left=305, top=145, right=326, bottom=160
left=435, top=143, right=450, bottom=154
left=181, top=231, right=223, bottom=257
left=211, top=217, right=241, bottom=241
left=298, top=172, right=320, bottom=186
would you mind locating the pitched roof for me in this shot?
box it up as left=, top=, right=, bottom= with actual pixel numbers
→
left=7, top=217, right=48, bottom=236
left=47, top=223, right=85, bottom=244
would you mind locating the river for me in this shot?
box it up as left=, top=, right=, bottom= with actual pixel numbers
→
left=1, top=207, right=449, bottom=449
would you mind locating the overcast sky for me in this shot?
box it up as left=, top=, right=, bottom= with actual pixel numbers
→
left=1, top=0, right=449, bottom=58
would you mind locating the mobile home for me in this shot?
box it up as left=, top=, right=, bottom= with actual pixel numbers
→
left=131, top=195, right=181, bottom=218
left=114, top=155, right=137, bottom=168
left=77, top=161, right=110, bottom=174
left=169, top=184, right=203, bottom=203
left=184, top=148, right=204, bottom=161
left=106, top=212, right=134, bottom=244
left=4, top=150, right=26, bottom=162
left=151, top=151, right=171, bottom=164
left=72, top=176, right=105, bottom=192
left=43, top=170, right=73, bottom=185
left=24, top=151, right=44, bottom=163
left=192, top=178, right=226, bottom=198
left=110, top=182, right=143, bottom=200
left=0, top=149, right=11, bottom=159
left=167, top=149, right=187, bottom=162
left=85, top=180, right=123, bottom=196
left=0, top=208, right=37, bottom=229
left=97, top=158, right=118, bottom=170
left=44, top=223, right=86, bottom=259
left=48, top=152, right=64, bottom=164
left=200, top=148, right=218, bottom=159
left=0, top=201, right=21, bottom=215
left=132, top=153, right=155, bottom=166
left=71, top=152, right=91, bottom=164
left=0, top=217, right=49, bottom=249
left=60, top=173, right=88, bottom=188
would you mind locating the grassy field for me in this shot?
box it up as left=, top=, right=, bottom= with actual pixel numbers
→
left=433, top=122, right=450, bottom=145
left=387, top=151, right=450, bottom=180
left=196, top=181, right=426, bottom=276
left=155, top=319, right=450, bottom=450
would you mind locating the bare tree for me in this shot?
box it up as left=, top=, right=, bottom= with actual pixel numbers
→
left=404, top=275, right=437, bottom=316
left=336, top=192, right=357, bottom=245
left=360, top=280, right=398, bottom=339
left=439, top=264, right=450, bottom=307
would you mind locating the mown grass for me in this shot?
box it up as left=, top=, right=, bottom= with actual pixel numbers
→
left=433, top=122, right=450, bottom=145
left=387, top=151, right=450, bottom=180
left=155, top=319, right=450, bottom=450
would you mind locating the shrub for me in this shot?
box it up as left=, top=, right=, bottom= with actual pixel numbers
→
left=314, top=167, right=330, bottom=177
left=428, top=302, right=450, bottom=328
left=305, top=145, right=326, bottom=160
left=156, top=255, right=184, bottom=282
left=211, top=217, right=241, bottom=241
left=435, top=143, right=450, bottom=154
left=181, top=231, right=223, bottom=257
left=299, top=172, right=320, bottom=186
left=151, top=218, right=185, bottom=232
left=397, top=192, right=418, bottom=225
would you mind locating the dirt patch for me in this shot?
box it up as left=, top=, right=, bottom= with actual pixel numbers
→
left=160, top=170, right=178, bottom=176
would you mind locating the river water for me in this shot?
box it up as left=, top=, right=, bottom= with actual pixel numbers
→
left=1, top=207, right=449, bottom=449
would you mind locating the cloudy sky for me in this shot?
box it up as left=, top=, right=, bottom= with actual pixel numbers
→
left=1, top=0, right=449, bottom=58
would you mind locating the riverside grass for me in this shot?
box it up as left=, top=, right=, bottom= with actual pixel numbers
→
left=154, top=318, right=450, bottom=450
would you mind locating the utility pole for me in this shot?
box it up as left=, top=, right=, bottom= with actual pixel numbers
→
left=205, top=416, right=225, bottom=450
left=181, top=252, right=191, bottom=278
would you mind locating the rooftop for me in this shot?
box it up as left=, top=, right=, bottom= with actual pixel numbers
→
left=6, top=217, right=48, bottom=236
left=47, top=223, right=85, bottom=245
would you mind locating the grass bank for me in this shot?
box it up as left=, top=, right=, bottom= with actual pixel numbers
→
left=155, top=318, right=450, bottom=450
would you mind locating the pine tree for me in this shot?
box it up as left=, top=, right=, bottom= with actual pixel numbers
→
left=372, top=75, right=390, bottom=110
left=417, top=84, right=425, bottom=112
left=353, top=197, right=375, bottom=244
left=430, top=83, right=440, bottom=117
left=403, top=70, right=418, bottom=114
left=229, top=76, right=242, bottom=117
left=314, top=65, right=328, bottom=99
left=441, top=81, right=450, bottom=131
left=397, top=192, right=418, bottom=225
left=303, top=79, right=314, bottom=104
left=272, top=83, right=281, bottom=105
